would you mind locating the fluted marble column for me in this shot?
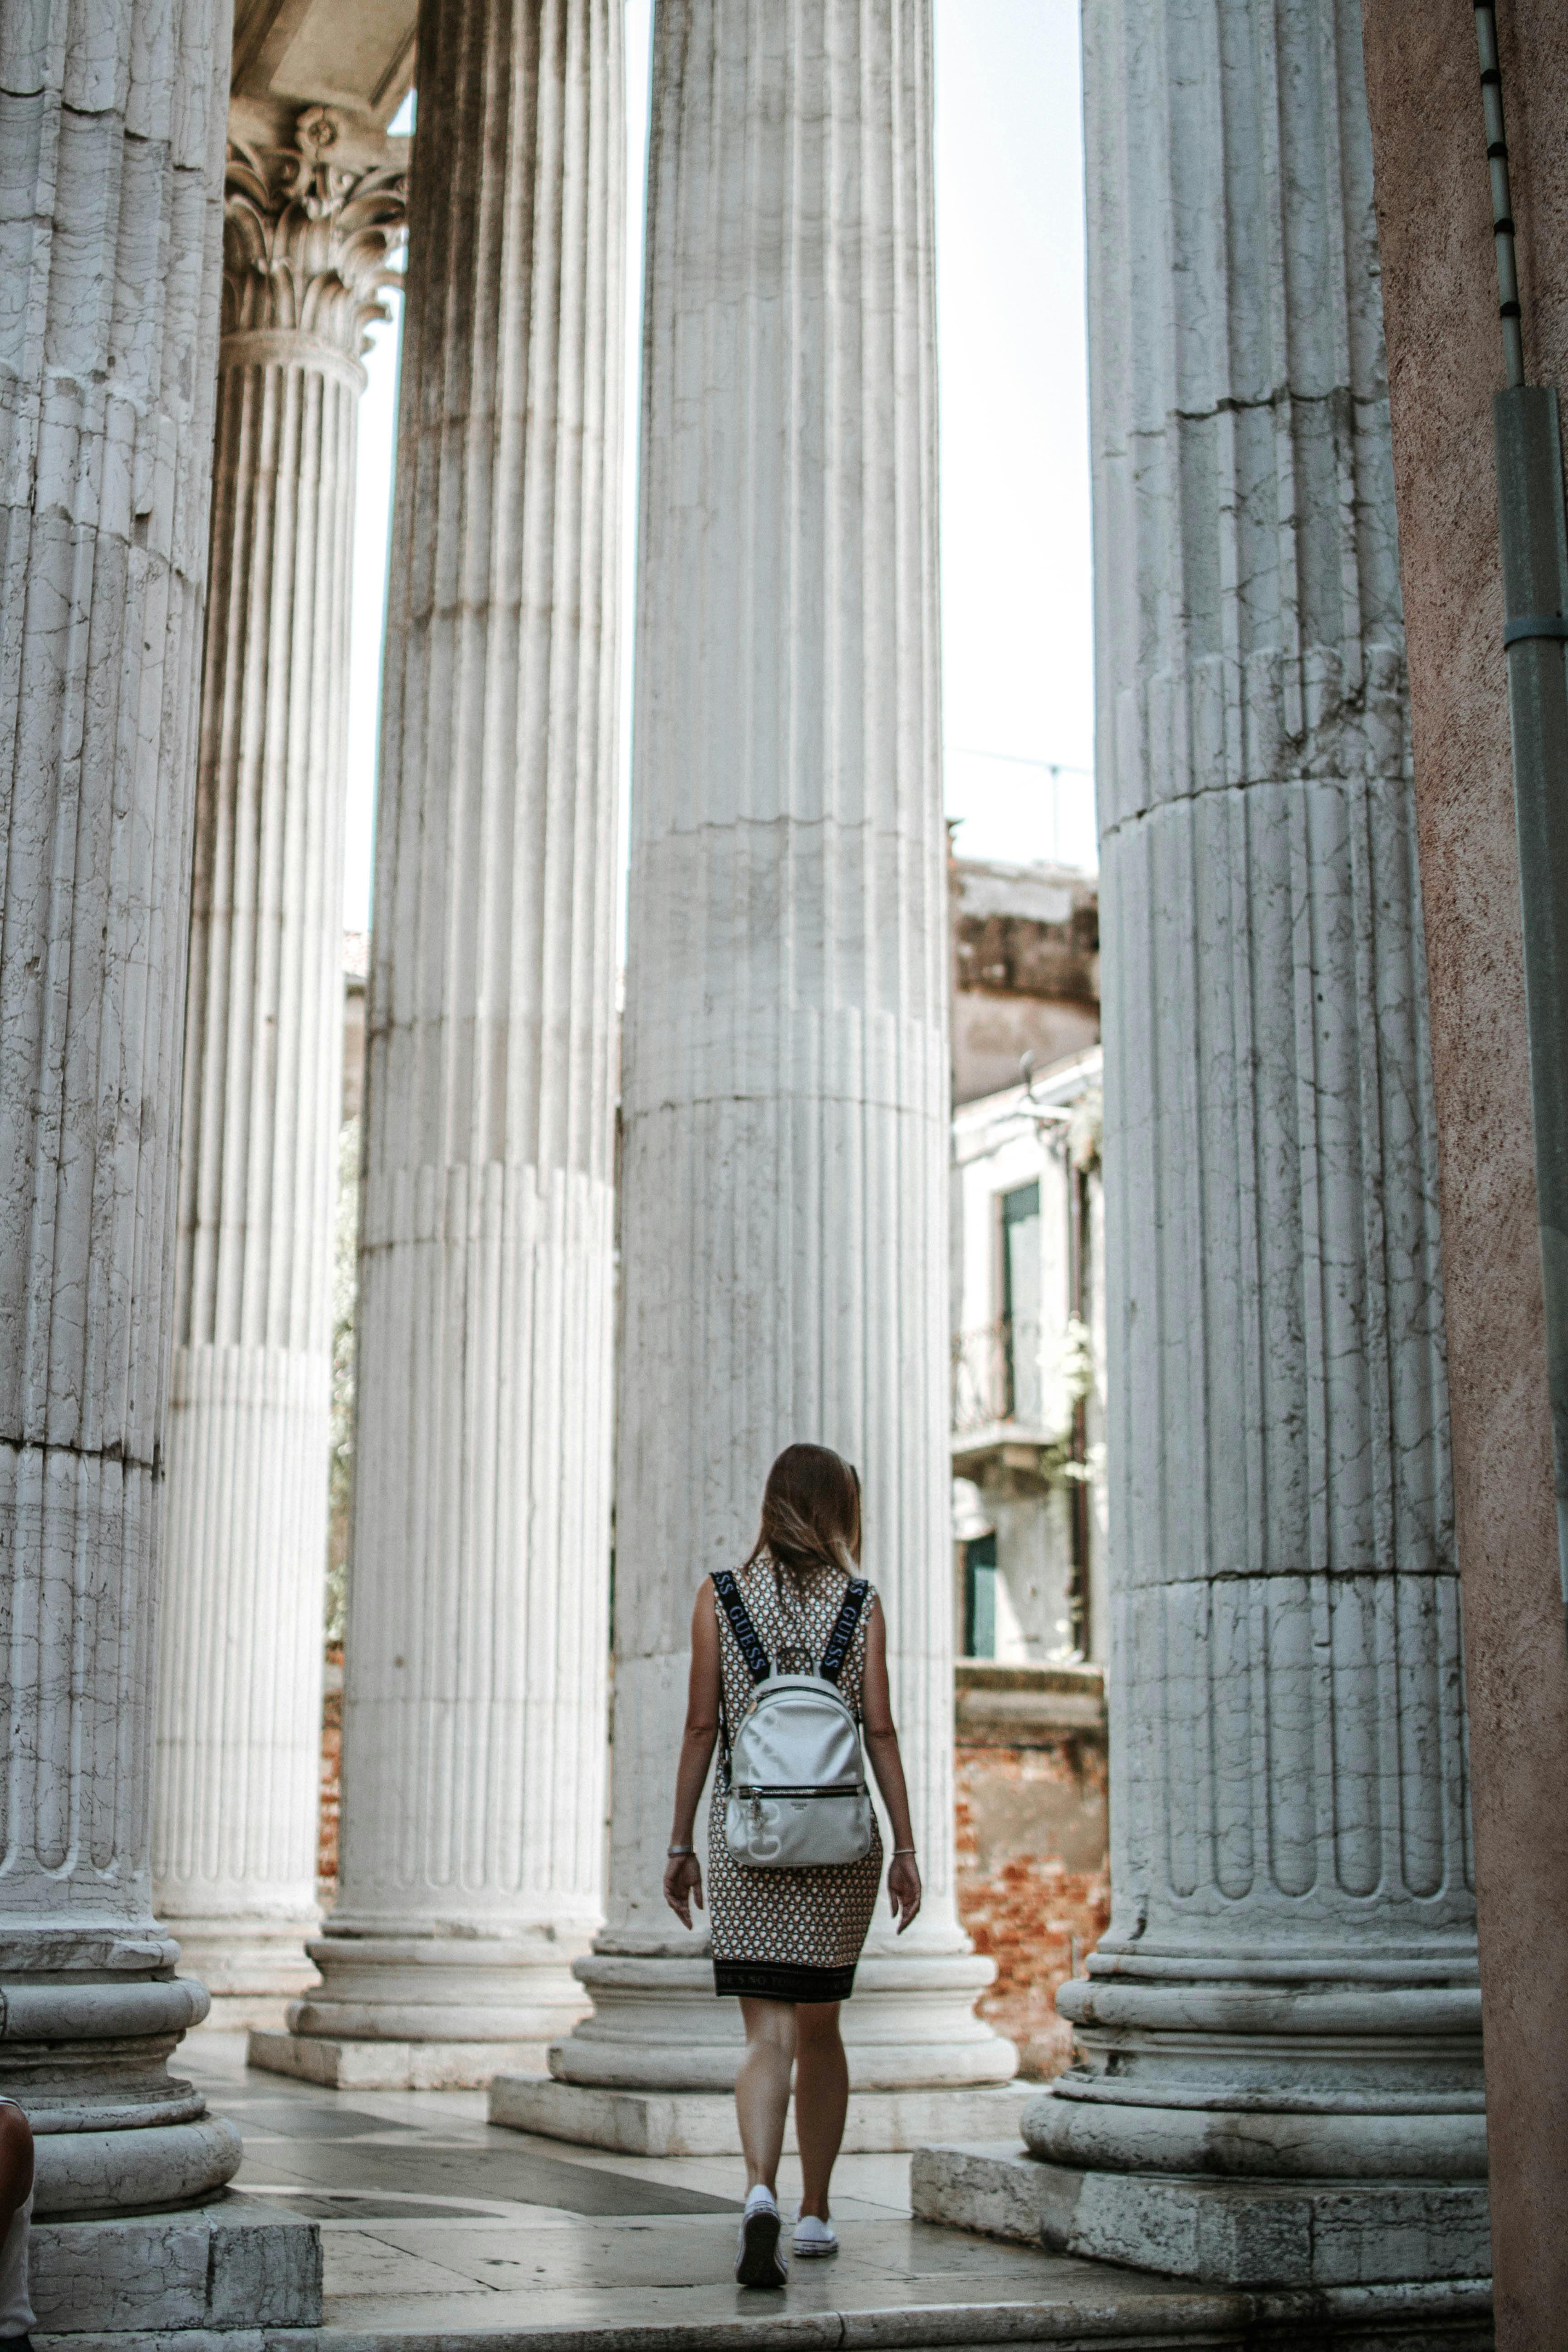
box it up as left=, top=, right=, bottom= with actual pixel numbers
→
left=0, top=0, right=241, bottom=2215
left=151, top=108, right=405, bottom=2029
left=250, top=0, right=624, bottom=2092
left=504, top=0, right=1019, bottom=2158
left=916, top=0, right=1486, bottom=2293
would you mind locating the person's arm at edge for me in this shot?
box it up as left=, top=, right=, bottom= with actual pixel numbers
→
left=861, top=1595, right=922, bottom=1931
left=663, top=1582, right=721, bottom=1929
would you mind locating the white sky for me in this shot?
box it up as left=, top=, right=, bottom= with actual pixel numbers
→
left=341, top=0, right=1095, bottom=933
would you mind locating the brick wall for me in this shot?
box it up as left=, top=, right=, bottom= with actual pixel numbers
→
left=953, top=1662, right=1109, bottom=2077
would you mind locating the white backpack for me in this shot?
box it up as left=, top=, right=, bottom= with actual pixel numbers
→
left=714, top=1570, right=874, bottom=1869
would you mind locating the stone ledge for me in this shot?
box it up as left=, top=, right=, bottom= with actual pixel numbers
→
left=308, top=2280, right=1485, bottom=2349
left=30, top=2200, right=321, bottom=2333
left=955, top=1661, right=1107, bottom=1745
left=38, top=2337, right=320, bottom=2351
left=493, top=2078, right=1035, bottom=2156
left=248, top=2031, right=550, bottom=2090
left=910, top=2141, right=1493, bottom=2291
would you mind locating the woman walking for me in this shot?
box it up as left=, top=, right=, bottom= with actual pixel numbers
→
left=663, top=1444, right=922, bottom=2288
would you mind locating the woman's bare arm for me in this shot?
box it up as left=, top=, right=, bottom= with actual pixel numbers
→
left=663, top=1583, right=721, bottom=1929
left=861, top=1598, right=922, bottom=1931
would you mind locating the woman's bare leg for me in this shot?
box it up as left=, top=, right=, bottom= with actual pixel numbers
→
left=735, top=1998, right=796, bottom=2195
left=793, top=2001, right=848, bottom=2220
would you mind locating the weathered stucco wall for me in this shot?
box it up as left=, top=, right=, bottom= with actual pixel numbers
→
left=950, top=859, right=1101, bottom=1105
left=1360, top=8, right=1568, bottom=2339
left=953, top=1666, right=1108, bottom=2078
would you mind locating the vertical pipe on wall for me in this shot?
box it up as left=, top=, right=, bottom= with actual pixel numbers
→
left=1474, top=2, right=1568, bottom=1641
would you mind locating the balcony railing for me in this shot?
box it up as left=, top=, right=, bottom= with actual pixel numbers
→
left=951, top=1316, right=1045, bottom=1437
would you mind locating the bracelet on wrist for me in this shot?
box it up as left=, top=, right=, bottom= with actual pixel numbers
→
left=892, top=1846, right=917, bottom=1857
left=667, top=1843, right=694, bottom=1858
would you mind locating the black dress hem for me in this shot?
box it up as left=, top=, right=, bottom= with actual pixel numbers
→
left=713, top=1959, right=857, bottom=2004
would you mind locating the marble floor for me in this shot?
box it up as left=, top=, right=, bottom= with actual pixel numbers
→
left=183, top=2038, right=1488, bottom=2347
left=191, top=2032, right=1127, bottom=2338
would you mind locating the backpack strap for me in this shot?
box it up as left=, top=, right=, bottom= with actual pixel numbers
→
left=711, top=1570, right=771, bottom=1685
left=820, top=1578, right=870, bottom=1686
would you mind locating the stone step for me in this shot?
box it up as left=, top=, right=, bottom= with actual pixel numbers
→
left=250, top=2029, right=550, bottom=2092
left=491, top=2078, right=1035, bottom=2157
left=911, top=2141, right=1494, bottom=2293
left=29, top=2200, right=320, bottom=2336
left=42, top=2274, right=1491, bottom=2349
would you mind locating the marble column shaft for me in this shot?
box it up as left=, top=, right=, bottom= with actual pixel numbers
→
left=256, top=0, right=625, bottom=2089
left=543, top=0, right=1015, bottom=2110
left=1021, top=0, right=1484, bottom=2231
left=0, top=0, right=242, bottom=2211
left=152, top=110, right=406, bottom=2027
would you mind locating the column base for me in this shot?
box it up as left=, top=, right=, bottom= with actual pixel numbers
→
left=29, top=2200, right=320, bottom=2333
left=0, top=1951, right=244, bottom=2218
left=33, top=2119, right=243, bottom=2219
left=910, top=2142, right=1491, bottom=2289
left=161, top=1914, right=321, bottom=2036
left=547, top=1943, right=1020, bottom=2093
left=192, top=1992, right=296, bottom=2034
left=245, top=1926, right=593, bottom=2089
left=494, top=2073, right=1034, bottom=2156
left=249, top=2027, right=553, bottom=2090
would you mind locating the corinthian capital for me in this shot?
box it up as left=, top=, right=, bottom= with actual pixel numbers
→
left=223, top=105, right=408, bottom=368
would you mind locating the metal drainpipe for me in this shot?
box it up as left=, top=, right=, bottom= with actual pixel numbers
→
left=1475, top=1, right=1568, bottom=1648
left=1064, top=1161, right=1091, bottom=1658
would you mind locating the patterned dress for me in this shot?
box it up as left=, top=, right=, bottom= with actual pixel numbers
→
left=708, top=1554, right=884, bottom=2003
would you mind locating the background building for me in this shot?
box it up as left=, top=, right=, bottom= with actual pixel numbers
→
left=951, top=1054, right=1105, bottom=1667
left=946, top=856, right=1110, bottom=2076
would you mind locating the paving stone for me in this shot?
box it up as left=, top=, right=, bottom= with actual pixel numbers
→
left=235, top=2137, right=740, bottom=2216
left=212, top=2102, right=426, bottom=2143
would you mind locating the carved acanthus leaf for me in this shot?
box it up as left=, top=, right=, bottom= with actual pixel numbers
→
left=223, top=106, right=408, bottom=359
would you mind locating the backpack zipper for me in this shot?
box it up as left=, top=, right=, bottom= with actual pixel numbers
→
left=731, top=1783, right=867, bottom=1799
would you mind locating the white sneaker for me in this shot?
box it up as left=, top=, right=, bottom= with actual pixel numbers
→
left=793, top=2212, right=838, bottom=2259
left=736, top=2185, right=788, bottom=2288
